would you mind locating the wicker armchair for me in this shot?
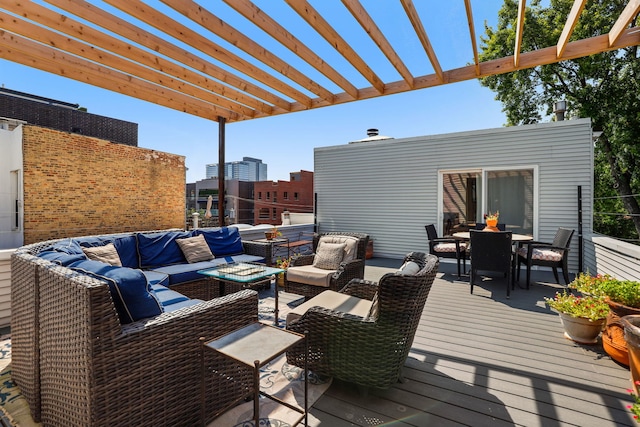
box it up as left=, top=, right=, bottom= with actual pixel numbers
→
left=286, top=252, right=438, bottom=390
left=284, top=232, right=369, bottom=299
left=11, top=236, right=258, bottom=427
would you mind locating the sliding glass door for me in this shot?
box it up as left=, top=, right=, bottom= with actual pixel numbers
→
left=440, top=167, right=536, bottom=236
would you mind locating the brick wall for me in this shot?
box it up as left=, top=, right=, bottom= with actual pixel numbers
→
left=22, top=125, right=185, bottom=243
left=0, top=91, right=138, bottom=146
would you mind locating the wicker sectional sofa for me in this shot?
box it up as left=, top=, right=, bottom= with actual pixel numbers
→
left=11, top=227, right=271, bottom=426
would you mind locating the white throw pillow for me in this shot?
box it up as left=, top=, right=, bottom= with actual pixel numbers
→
left=396, top=261, right=421, bottom=275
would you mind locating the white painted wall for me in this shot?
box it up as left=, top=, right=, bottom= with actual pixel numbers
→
left=584, top=233, right=640, bottom=280
left=0, top=250, right=13, bottom=328
left=314, top=119, right=594, bottom=273
left=0, top=125, right=23, bottom=250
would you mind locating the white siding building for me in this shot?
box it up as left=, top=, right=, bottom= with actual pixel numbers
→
left=314, top=119, right=594, bottom=272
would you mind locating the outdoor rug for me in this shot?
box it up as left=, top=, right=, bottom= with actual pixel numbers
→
left=0, top=338, right=39, bottom=427
left=0, top=291, right=330, bottom=427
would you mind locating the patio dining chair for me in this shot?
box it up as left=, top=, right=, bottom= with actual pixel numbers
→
left=425, top=224, right=467, bottom=278
left=516, top=227, right=574, bottom=289
left=470, top=230, right=514, bottom=298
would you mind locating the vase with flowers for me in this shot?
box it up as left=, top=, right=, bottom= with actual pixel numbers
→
left=483, top=211, right=500, bottom=232
left=544, top=291, right=609, bottom=344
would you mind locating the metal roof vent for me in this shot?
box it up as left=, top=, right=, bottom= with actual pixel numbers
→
left=349, top=128, right=393, bottom=144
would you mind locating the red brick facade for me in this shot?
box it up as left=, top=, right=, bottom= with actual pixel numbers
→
left=253, top=170, right=313, bottom=225
left=22, top=125, right=185, bottom=243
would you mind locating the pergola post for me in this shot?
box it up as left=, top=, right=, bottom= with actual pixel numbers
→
left=218, top=116, right=226, bottom=227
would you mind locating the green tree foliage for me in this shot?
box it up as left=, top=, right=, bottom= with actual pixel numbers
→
left=479, top=0, right=640, bottom=241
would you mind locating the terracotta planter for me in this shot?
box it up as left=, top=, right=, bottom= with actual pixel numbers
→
left=603, top=298, right=640, bottom=366
left=265, top=231, right=275, bottom=240
left=622, top=315, right=640, bottom=394
left=558, top=312, right=605, bottom=344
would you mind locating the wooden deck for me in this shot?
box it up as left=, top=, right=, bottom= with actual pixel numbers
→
left=280, top=258, right=637, bottom=426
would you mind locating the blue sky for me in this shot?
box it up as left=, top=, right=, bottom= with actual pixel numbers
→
left=1, top=1, right=509, bottom=183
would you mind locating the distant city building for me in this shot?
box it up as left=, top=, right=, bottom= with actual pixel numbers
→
left=192, top=178, right=255, bottom=225
left=206, top=157, right=267, bottom=182
left=253, top=170, right=314, bottom=225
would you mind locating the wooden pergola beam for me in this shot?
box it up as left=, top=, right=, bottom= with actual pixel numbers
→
left=557, top=0, right=587, bottom=58
left=464, top=0, right=480, bottom=76
left=161, top=0, right=336, bottom=103
left=44, top=0, right=292, bottom=112
left=223, top=0, right=359, bottom=99
left=609, top=0, right=640, bottom=46
left=342, top=0, right=414, bottom=89
left=102, top=0, right=313, bottom=107
left=285, top=0, right=386, bottom=94
left=514, top=0, right=527, bottom=68
left=400, top=0, right=444, bottom=83
left=0, top=31, right=236, bottom=121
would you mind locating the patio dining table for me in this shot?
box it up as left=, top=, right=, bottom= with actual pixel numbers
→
left=452, top=231, right=533, bottom=242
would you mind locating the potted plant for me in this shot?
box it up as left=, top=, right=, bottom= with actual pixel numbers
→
left=544, top=291, right=609, bottom=344
left=570, top=272, right=640, bottom=364
left=275, top=256, right=292, bottom=287
left=265, top=226, right=282, bottom=240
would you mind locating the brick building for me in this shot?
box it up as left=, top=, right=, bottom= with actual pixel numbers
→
left=253, top=170, right=314, bottom=225
left=0, top=87, right=138, bottom=146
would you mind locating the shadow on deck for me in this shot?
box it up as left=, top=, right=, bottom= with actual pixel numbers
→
left=304, top=258, right=636, bottom=426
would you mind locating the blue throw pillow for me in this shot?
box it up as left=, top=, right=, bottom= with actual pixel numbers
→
left=37, top=251, right=87, bottom=266
left=113, top=235, right=139, bottom=269
left=194, top=227, right=244, bottom=257
left=74, top=235, right=117, bottom=248
left=48, top=239, right=85, bottom=255
left=136, top=231, right=192, bottom=269
left=68, top=260, right=162, bottom=324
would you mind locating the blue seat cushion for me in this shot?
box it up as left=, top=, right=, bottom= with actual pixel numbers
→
left=114, top=236, right=139, bottom=269
left=137, top=231, right=192, bottom=269
left=68, top=260, right=162, bottom=324
left=148, top=254, right=264, bottom=286
left=143, top=270, right=170, bottom=288
left=37, top=251, right=87, bottom=266
left=46, top=239, right=85, bottom=255
left=150, top=284, right=189, bottom=306
left=194, top=227, right=244, bottom=257
left=163, top=299, right=203, bottom=313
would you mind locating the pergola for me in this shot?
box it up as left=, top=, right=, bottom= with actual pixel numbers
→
left=1, top=0, right=639, bottom=224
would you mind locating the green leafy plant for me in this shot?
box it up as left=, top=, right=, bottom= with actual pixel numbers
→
left=570, top=272, right=640, bottom=308
left=628, top=382, right=640, bottom=422
left=544, top=291, right=609, bottom=321
left=275, top=256, right=292, bottom=269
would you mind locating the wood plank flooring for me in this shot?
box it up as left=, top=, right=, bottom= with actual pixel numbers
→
left=279, top=258, right=637, bottom=426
